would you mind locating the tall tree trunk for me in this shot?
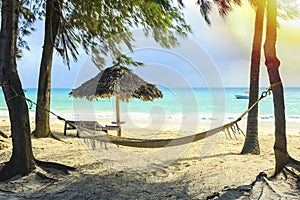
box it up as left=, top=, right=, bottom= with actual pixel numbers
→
left=33, top=0, right=62, bottom=138
left=264, top=0, right=290, bottom=174
left=0, top=0, right=35, bottom=181
left=241, top=0, right=266, bottom=155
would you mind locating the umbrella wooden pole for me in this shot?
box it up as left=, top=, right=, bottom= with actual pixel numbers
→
left=116, top=94, right=121, bottom=137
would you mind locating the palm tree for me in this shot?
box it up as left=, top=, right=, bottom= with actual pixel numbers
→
left=33, top=0, right=63, bottom=138
left=241, top=0, right=266, bottom=155
left=0, top=0, right=35, bottom=181
left=196, top=0, right=263, bottom=154
left=241, top=0, right=300, bottom=155
left=263, top=0, right=300, bottom=174
left=196, top=0, right=300, bottom=173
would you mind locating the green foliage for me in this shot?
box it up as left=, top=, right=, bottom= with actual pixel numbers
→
left=277, top=0, right=300, bottom=20
left=249, top=0, right=300, bottom=22
left=14, top=0, right=44, bottom=57
left=248, top=0, right=300, bottom=21
left=196, top=0, right=300, bottom=26
left=214, top=0, right=242, bottom=17
left=112, top=54, right=144, bottom=67
left=59, top=0, right=191, bottom=68
left=196, top=0, right=242, bottom=25
left=2, top=0, right=191, bottom=68
left=196, top=0, right=212, bottom=25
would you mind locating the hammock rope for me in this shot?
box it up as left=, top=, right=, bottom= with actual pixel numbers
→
left=80, top=120, right=242, bottom=148
left=1, top=83, right=276, bottom=148
left=2, top=84, right=67, bottom=122
left=79, top=86, right=274, bottom=148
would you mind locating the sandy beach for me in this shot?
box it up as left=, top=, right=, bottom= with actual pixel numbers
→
left=0, top=117, right=299, bottom=199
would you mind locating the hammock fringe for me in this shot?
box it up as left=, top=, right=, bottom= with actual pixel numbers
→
left=79, top=120, right=244, bottom=149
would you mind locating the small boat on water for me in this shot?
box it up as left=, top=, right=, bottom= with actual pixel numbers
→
left=235, top=94, right=249, bottom=99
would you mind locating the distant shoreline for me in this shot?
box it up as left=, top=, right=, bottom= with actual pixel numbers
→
left=2, top=87, right=300, bottom=120
left=1, top=86, right=300, bottom=90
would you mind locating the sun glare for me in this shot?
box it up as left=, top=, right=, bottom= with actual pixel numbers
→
left=281, top=0, right=300, bottom=26
left=225, top=1, right=300, bottom=78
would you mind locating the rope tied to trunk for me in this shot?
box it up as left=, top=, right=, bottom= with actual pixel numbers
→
left=80, top=87, right=273, bottom=148
left=1, top=84, right=67, bottom=122
left=269, top=81, right=282, bottom=90
left=1, top=84, right=275, bottom=148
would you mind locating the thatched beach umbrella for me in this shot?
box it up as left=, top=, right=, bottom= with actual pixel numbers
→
left=70, top=64, right=163, bottom=135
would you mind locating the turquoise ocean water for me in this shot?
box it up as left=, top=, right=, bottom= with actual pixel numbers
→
left=0, top=87, right=300, bottom=121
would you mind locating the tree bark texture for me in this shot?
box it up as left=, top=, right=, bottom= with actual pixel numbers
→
left=241, top=0, right=266, bottom=155
left=0, top=0, right=35, bottom=181
left=264, top=0, right=290, bottom=174
left=34, top=0, right=62, bottom=137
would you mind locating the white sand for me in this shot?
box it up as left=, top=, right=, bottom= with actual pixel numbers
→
left=0, top=117, right=299, bottom=199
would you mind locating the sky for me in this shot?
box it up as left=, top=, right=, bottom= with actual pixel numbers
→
left=16, top=1, right=300, bottom=89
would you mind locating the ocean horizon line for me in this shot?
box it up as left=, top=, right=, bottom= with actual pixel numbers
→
left=1, top=87, right=300, bottom=118
left=11, top=86, right=300, bottom=89
left=1, top=110, right=300, bottom=123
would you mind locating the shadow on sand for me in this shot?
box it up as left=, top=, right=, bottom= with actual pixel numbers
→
left=0, top=165, right=197, bottom=199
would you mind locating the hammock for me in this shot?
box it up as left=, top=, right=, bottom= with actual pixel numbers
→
left=3, top=83, right=272, bottom=149
left=78, top=89, right=271, bottom=148
left=78, top=119, right=243, bottom=148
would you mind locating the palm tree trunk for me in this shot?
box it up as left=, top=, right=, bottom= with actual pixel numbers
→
left=33, top=0, right=62, bottom=138
left=264, top=0, right=290, bottom=174
left=0, top=0, right=35, bottom=181
left=241, top=0, right=266, bottom=155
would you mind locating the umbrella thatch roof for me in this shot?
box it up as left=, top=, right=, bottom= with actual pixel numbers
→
left=70, top=65, right=163, bottom=102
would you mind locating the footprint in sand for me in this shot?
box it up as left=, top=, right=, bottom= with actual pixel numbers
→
left=167, top=164, right=181, bottom=171
left=163, top=162, right=192, bottom=176
left=151, top=168, right=169, bottom=177
left=148, top=161, right=193, bottom=178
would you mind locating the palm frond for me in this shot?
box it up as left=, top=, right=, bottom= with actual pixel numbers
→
left=197, top=0, right=212, bottom=25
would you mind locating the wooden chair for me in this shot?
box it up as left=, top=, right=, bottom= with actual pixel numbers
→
left=64, top=120, right=121, bottom=137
